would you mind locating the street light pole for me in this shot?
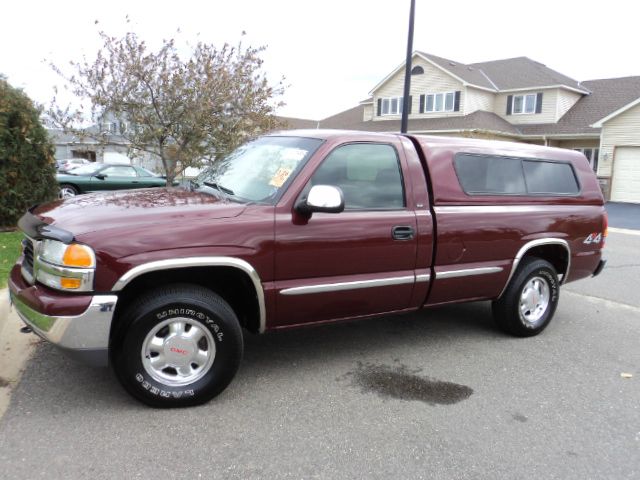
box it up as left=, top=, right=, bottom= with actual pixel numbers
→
left=400, top=0, right=416, bottom=134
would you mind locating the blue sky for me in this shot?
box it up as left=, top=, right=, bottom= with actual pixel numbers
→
left=2, top=0, right=638, bottom=120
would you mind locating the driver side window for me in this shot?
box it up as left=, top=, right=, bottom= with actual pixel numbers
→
left=308, top=143, right=405, bottom=210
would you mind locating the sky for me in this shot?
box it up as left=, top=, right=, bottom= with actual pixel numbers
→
left=1, top=0, right=638, bottom=121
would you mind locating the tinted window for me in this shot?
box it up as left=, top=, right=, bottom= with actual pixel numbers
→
left=102, top=166, right=137, bottom=177
left=523, top=160, right=579, bottom=194
left=309, top=143, right=405, bottom=209
left=454, top=153, right=580, bottom=196
left=455, top=154, right=526, bottom=194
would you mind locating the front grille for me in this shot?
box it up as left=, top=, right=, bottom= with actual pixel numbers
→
left=21, top=237, right=35, bottom=284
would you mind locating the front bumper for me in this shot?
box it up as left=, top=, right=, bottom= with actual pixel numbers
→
left=9, top=290, right=117, bottom=367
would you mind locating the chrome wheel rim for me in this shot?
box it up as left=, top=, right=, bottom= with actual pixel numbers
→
left=59, top=187, right=76, bottom=199
left=519, top=276, right=550, bottom=326
left=141, top=317, right=216, bottom=387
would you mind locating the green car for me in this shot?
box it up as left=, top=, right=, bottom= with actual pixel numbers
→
left=57, top=163, right=170, bottom=198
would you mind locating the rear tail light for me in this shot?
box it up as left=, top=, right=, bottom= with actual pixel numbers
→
left=602, top=212, right=608, bottom=247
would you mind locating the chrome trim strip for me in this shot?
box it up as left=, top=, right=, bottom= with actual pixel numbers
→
left=434, top=205, right=572, bottom=214
left=280, top=275, right=415, bottom=296
left=498, top=238, right=571, bottom=298
left=112, top=257, right=267, bottom=333
left=415, top=273, right=431, bottom=282
left=436, top=266, right=503, bottom=280
left=10, top=292, right=118, bottom=366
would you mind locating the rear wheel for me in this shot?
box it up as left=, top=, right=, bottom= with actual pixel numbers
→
left=492, top=257, right=559, bottom=337
left=59, top=184, right=78, bottom=198
left=112, top=284, right=243, bottom=407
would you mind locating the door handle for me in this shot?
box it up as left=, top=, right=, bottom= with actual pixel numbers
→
left=392, top=226, right=414, bottom=240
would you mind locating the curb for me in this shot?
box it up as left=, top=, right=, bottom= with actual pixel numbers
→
left=608, top=227, right=640, bottom=236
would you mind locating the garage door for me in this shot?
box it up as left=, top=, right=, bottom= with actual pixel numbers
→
left=611, top=147, right=640, bottom=203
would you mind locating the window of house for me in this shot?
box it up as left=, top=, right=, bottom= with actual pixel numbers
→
left=101, top=122, right=117, bottom=134
left=425, top=92, right=455, bottom=112
left=381, top=97, right=403, bottom=116
left=573, top=148, right=599, bottom=172
left=512, top=94, right=537, bottom=114
left=308, top=143, right=405, bottom=209
left=411, top=66, right=424, bottom=75
left=454, top=153, right=580, bottom=196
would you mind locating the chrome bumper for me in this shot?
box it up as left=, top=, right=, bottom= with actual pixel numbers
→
left=9, top=292, right=118, bottom=367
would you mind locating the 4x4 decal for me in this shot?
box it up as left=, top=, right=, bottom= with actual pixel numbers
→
left=583, top=233, right=603, bottom=244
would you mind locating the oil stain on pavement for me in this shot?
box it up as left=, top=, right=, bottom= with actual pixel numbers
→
left=344, top=362, right=473, bottom=405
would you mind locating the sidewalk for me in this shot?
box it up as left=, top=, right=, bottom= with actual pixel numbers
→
left=0, top=288, right=38, bottom=419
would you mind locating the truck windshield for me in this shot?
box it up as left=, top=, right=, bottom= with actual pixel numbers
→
left=194, top=136, right=323, bottom=203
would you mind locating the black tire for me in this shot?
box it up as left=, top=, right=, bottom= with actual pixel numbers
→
left=59, top=184, right=79, bottom=198
left=111, top=284, right=243, bottom=408
left=492, top=257, right=559, bottom=337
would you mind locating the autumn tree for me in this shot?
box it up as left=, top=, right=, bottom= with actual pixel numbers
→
left=0, top=76, right=57, bottom=228
left=48, top=31, right=284, bottom=185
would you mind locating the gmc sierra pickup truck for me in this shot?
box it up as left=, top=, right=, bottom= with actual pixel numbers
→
left=9, top=130, right=607, bottom=407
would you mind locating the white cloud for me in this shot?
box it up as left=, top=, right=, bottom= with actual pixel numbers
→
left=1, top=0, right=638, bottom=120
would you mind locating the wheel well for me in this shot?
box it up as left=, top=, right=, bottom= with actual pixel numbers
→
left=59, top=182, right=80, bottom=192
left=111, top=266, right=262, bottom=342
left=522, top=244, right=569, bottom=278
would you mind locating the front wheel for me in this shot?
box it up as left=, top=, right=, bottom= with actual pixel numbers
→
left=112, top=284, right=243, bottom=407
left=59, top=184, right=78, bottom=198
left=492, top=257, right=559, bottom=337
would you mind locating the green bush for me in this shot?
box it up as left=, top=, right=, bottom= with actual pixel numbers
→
left=0, top=78, right=57, bottom=228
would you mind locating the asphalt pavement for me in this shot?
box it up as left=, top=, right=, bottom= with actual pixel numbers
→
left=0, top=232, right=638, bottom=479
left=606, top=202, right=640, bottom=230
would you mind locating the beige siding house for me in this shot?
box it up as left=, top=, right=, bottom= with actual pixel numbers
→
left=304, top=51, right=640, bottom=203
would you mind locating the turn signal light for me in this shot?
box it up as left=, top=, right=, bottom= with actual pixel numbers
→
left=60, top=277, right=82, bottom=289
left=62, top=244, right=94, bottom=267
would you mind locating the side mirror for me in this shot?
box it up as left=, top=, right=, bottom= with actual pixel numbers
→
left=295, top=185, right=345, bottom=215
left=94, top=173, right=107, bottom=180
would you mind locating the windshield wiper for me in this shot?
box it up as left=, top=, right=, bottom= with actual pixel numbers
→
left=203, top=181, right=235, bottom=196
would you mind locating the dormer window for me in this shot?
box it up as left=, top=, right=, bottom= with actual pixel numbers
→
left=380, top=96, right=404, bottom=115
left=507, top=93, right=543, bottom=115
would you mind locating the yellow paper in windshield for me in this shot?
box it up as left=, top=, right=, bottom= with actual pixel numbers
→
left=269, top=167, right=293, bottom=188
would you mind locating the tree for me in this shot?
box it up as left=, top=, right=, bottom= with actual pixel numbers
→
left=0, top=76, right=57, bottom=228
left=49, top=31, right=285, bottom=185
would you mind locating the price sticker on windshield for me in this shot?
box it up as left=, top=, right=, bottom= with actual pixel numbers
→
left=269, top=167, right=293, bottom=188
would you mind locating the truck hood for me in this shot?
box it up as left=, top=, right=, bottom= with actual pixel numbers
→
left=32, top=188, right=247, bottom=236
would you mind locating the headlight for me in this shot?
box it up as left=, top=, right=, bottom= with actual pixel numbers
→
left=36, top=240, right=96, bottom=291
left=39, top=240, right=96, bottom=268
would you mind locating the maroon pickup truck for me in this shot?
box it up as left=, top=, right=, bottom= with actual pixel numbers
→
left=9, top=130, right=607, bottom=407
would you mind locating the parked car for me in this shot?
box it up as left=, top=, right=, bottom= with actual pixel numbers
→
left=9, top=130, right=606, bottom=407
left=56, top=158, right=91, bottom=173
left=56, top=163, right=168, bottom=198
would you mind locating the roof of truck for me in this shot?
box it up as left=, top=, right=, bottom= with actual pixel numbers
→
left=272, top=129, right=584, bottom=162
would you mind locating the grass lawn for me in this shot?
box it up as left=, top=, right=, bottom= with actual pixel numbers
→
left=0, top=231, right=23, bottom=289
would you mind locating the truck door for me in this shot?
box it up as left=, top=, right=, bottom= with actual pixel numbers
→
left=274, top=141, right=419, bottom=327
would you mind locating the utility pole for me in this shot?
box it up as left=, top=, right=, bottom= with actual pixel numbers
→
left=400, top=0, right=416, bottom=134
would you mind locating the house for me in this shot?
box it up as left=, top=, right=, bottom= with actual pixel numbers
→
left=48, top=119, right=168, bottom=173
left=311, top=52, right=640, bottom=203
